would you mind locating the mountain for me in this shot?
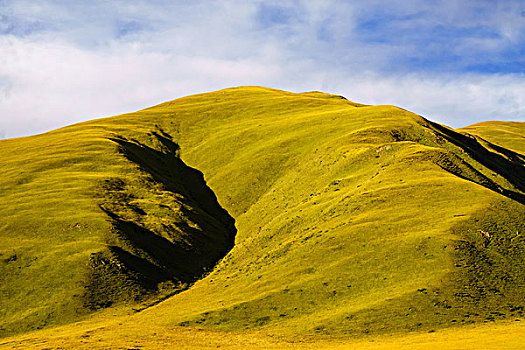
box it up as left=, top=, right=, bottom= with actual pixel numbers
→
left=0, top=87, right=524, bottom=344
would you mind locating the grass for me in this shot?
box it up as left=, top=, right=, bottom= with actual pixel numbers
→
left=0, top=86, right=524, bottom=347
left=0, top=108, right=236, bottom=335
left=1, top=312, right=525, bottom=349
left=459, top=121, right=525, bottom=156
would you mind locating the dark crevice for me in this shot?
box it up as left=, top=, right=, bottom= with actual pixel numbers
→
left=479, top=138, right=525, bottom=165
left=428, top=121, right=525, bottom=205
left=432, top=152, right=500, bottom=192
left=85, top=133, right=236, bottom=309
left=110, top=134, right=233, bottom=223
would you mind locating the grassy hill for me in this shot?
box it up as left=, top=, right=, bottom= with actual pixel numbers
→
left=0, top=105, right=236, bottom=335
left=0, top=87, right=524, bottom=345
left=459, top=121, right=525, bottom=157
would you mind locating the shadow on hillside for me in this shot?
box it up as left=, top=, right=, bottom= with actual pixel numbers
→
left=85, top=132, right=236, bottom=310
left=429, top=121, right=525, bottom=205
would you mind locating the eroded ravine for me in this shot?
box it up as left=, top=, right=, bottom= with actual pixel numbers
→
left=85, top=131, right=237, bottom=310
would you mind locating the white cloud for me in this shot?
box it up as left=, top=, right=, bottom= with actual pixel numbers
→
left=0, top=0, right=524, bottom=139
left=331, top=73, right=525, bottom=127
left=0, top=34, right=287, bottom=138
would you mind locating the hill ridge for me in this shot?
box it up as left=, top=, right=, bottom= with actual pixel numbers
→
left=0, top=86, right=524, bottom=339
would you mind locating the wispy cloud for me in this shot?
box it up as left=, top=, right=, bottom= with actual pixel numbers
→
left=0, top=0, right=524, bottom=138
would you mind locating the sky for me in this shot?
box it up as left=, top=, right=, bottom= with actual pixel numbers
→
left=0, top=0, right=524, bottom=139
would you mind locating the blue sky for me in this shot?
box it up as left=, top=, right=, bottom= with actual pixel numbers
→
left=0, top=0, right=524, bottom=139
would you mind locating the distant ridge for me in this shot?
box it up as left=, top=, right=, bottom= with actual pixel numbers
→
left=460, top=121, right=525, bottom=157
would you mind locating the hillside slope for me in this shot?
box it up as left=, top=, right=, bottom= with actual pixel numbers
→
left=0, top=119, right=236, bottom=335
left=459, top=121, right=525, bottom=158
left=0, top=86, right=524, bottom=338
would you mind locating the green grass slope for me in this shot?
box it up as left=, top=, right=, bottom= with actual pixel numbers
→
left=0, top=86, right=524, bottom=340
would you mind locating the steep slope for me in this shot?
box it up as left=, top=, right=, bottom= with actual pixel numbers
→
left=0, top=86, right=524, bottom=339
left=0, top=122, right=236, bottom=335
left=133, top=87, right=525, bottom=336
left=459, top=121, right=525, bottom=160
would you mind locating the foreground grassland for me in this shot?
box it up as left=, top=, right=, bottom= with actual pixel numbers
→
left=0, top=87, right=524, bottom=347
left=1, top=313, right=525, bottom=349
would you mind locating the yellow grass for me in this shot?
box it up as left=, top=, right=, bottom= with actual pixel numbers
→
left=1, top=86, right=524, bottom=347
left=1, top=312, right=524, bottom=349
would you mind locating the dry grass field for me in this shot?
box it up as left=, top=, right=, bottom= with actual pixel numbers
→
left=1, top=87, right=524, bottom=348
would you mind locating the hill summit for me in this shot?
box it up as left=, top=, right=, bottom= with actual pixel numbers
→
left=0, top=86, right=524, bottom=338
